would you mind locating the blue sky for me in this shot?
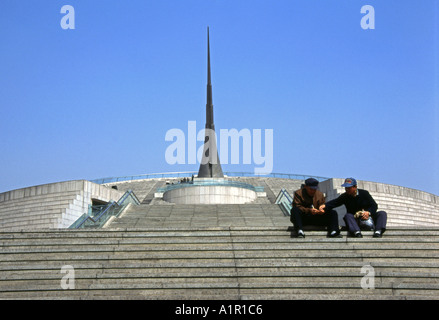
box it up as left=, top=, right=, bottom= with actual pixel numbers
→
left=0, top=0, right=438, bottom=195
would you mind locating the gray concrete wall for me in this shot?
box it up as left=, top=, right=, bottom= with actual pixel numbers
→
left=319, top=178, right=439, bottom=227
left=0, top=180, right=124, bottom=231
left=163, top=185, right=258, bottom=204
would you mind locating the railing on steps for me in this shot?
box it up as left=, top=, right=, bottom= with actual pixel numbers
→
left=275, top=188, right=293, bottom=217
left=91, top=171, right=329, bottom=184
left=156, top=179, right=265, bottom=193
left=69, top=190, right=140, bottom=229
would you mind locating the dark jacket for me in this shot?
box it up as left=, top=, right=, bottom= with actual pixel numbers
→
left=292, top=188, right=326, bottom=214
left=325, top=189, right=378, bottom=215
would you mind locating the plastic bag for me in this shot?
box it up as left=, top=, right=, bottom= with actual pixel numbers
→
left=355, top=210, right=375, bottom=231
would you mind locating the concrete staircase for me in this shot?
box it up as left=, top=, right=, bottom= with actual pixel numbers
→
left=0, top=190, right=80, bottom=230
left=1, top=226, right=439, bottom=300
left=110, top=204, right=290, bottom=229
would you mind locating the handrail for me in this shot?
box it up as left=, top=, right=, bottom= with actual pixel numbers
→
left=69, top=189, right=139, bottom=229
left=86, top=201, right=117, bottom=226
left=91, top=171, right=329, bottom=185
left=117, top=189, right=141, bottom=206
left=69, top=201, right=116, bottom=229
left=275, top=188, right=294, bottom=217
left=275, top=188, right=293, bottom=204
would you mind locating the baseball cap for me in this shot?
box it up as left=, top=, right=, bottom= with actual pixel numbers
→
left=341, top=178, right=357, bottom=187
left=305, top=178, right=319, bottom=189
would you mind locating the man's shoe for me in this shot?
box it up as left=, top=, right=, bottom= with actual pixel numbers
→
left=327, top=231, right=343, bottom=238
left=373, top=230, right=382, bottom=238
left=354, top=231, right=363, bottom=238
left=297, top=230, right=305, bottom=238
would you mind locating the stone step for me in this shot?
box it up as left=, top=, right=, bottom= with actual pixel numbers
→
left=1, top=232, right=437, bottom=243
left=1, top=227, right=438, bottom=299
left=3, top=242, right=439, bottom=254
left=3, top=268, right=439, bottom=280
left=1, top=280, right=438, bottom=298
left=2, top=243, right=439, bottom=255
left=141, top=181, right=166, bottom=204
left=1, top=243, right=438, bottom=258
left=2, top=274, right=438, bottom=288
left=2, top=260, right=437, bottom=271
left=3, top=226, right=439, bottom=234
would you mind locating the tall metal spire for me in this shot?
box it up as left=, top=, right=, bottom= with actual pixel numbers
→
left=206, top=26, right=213, bottom=127
left=198, top=27, right=224, bottom=178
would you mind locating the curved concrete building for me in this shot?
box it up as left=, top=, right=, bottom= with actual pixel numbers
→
left=1, top=173, right=437, bottom=231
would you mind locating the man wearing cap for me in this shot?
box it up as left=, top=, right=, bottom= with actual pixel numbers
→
left=290, top=178, right=342, bottom=238
left=324, top=178, right=387, bottom=238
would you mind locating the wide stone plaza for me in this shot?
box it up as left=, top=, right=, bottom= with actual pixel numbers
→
left=0, top=172, right=438, bottom=300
